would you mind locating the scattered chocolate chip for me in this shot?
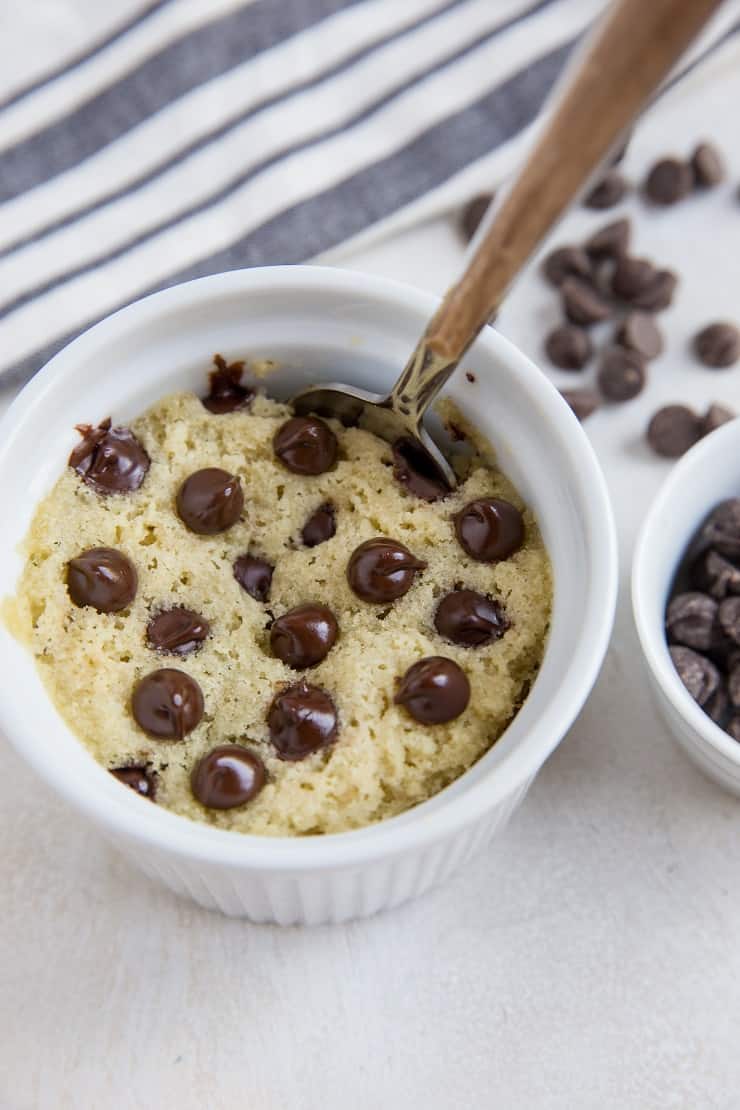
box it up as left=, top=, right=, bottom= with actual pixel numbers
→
left=597, top=346, right=646, bottom=401
left=66, top=547, right=137, bottom=613
left=545, top=324, right=592, bottom=370
left=347, top=538, right=426, bottom=603
left=434, top=589, right=508, bottom=647
left=690, top=142, right=725, bottom=188
left=110, top=766, right=156, bottom=799
left=727, top=716, right=740, bottom=742
left=705, top=679, right=729, bottom=726
left=718, top=597, right=740, bottom=646
left=542, top=246, right=592, bottom=287
left=647, top=405, right=702, bottom=458
left=644, top=157, right=693, bottom=204
left=584, top=217, right=631, bottom=259
left=273, top=416, right=337, bottom=475
left=460, top=193, right=494, bottom=240
left=202, top=354, right=254, bottom=413
left=233, top=554, right=273, bottom=602
left=691, top=549, right=740, bottom=600
left=455, top=498, right=524, bottom=562
left=392, top=437, right=451, bottom=501
left=301, top=502, right=336, bottom=547
left=267, top=680, right=338, bottom=760
left=611, top=256, right=656, bottom=302
left=191, top=745, right=266, bottom=809
left=697, top=500, right=740, bottom=559
left=693, top=322, right=740, bottom=368
left=666, top=591, right=720, bottom=652
left=395, top=657, right=470, bottom=724
left=146, top=607, right=210, bottom=656
left=561, top=277, right=611, bottom=326
left=270, top=603, right=338, bottom=669
left=669, top=645, right=720, bottom=706
left=176, top=468, right=243, bottom=534
left=131, top=668, right=204, bottom=740
left=69, top=420, right=150, bottom=495
left=584, top=169, right=627, bottom=209
left=702, top=403, right=736, bottom=435
left=559, top=388, right=600, bottom=421
left=616, top=311, right=663, bottom=360
left=631, top=269, right=677, bottom=312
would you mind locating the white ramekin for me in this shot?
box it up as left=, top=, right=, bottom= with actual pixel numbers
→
left=633, top=419, right=740, bottom=796
left=0, top=267, right=616, bottom=924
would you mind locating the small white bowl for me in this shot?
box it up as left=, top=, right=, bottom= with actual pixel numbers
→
left=633, top=419, right=740, bottom=796
left=0, top=267, right=617, bottom=924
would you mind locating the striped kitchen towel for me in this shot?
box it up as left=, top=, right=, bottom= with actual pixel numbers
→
left=0, top=0, right=738, bottom=385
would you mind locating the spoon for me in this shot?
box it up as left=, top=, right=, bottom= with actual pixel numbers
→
left=293, top=0, right=723, bottom=490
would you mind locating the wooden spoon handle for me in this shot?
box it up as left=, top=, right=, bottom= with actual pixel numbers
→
left=424, top=0, right=723, bottom=364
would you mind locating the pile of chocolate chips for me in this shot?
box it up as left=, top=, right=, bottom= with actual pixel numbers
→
left=68, top=356, right=526, bottom=812
left=667, top=499, right=740, bottom=743
left=460, top=140, right=739, bottom=459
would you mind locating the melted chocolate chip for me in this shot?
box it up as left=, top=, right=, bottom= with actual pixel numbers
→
left=434, top=589, right=509, bottom=647
left=69, top=419, right=149, bottom=495
left=202, top=354, right=254, bottom=413
left=110, top=766, right=157, bottom=799
left=267, top=680, right=338, bottom=760
left=233, top=554, right=273, bottom=602
left=146, top=607, right=210, bottom=655
left=347, top=538, right=426, bottom=603
left=392, top=437, right=451, bottom=501
left=455, top=498, right=524, bottom=562
left=395, top=657, right=470, bottom=724
left=302, top=502, right=336, bottom=547
left=131, top=668, right=204, bottom=740
left=270, top=604, right=338, bottom=669
left=67, top=547, right=137, bottom=612
left=176, top=468, right=244, bottom=534
left=273, top=416, right=337, bottom=475
left=191, top=745, right=266, bottom=809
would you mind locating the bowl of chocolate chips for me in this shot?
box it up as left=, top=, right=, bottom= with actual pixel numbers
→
left=0, top=266, right=616, bottom=924
left=634, top=418, right=740, bottom=795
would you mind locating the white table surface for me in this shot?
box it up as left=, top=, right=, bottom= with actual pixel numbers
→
left=3, top=62, right=740, bottom=1110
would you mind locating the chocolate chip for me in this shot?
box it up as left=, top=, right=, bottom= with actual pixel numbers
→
left=702, top=403, right=735, bottom=435
left=718, top=596, right=740, bottom=646
left=267, top=680, right=338, bottom=760
left=644, top=158, right=693, bottom=204
left=395, top=657, right=470, bottom=724
left=726, top=716, right=740, bottom=742
left=110, top=766, right=156, bottom=799
left=270, top=603, right=338, bottom=669
left=545, top=324, right=592, bottom=370
left=541, top=246, right=592, bottom=287
left=69, top=420, right=149, bottom=495
left=666, top=591, right=720, bottom=652
left=176, top=468, right=244, bottom=534
left=202, top=354, right=254, bottom=413
left=691, top=549, right=740, bottom=600
left=611, top=256, right=656, bottom=301
left=597, top=346, right=646, bottom=401
left=616, top=311, right=663, bottom=360
left=584, top=170, right=627, bottom=209
left=191, top=745, right=266, bottom=809
left=559, top=388, right=600, bottom=421
left=647, top=405, right=702, bottom=458
left=693, top=322, right=739, bottom=368
left=392, top=437, right=451, bottom=501
left=347, top=538, right=426, bottom=603
left=728, top=664, right=740, bottom=708
left=273, top=416, right=337, bottom=475
left=669, top=645, right=719, bottom=706
left=67, top=547, right=137, bottom=613
left=705, top=679, right=729, bottom=726
left=561, top=277, right=611, bottom=326
left=455, top=498, right=524, bottom=562
left=434, top=589, right=508, bottom=647
left=638, top=270, right=677, bottom=312
left=146, top=607, right=210, bottom=656
left=233, top=554, right=273, bottom=602
left=301, top=502, right=336, bottom=547
left=460, top=193, right=494, bottom=241
left=584, top=217, right=631, bottom=260
left=698, top=500, right=740, bottom=559
left=131, top=668, right=204, bottom=740
left=690, top=142, right=725, bottom=188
